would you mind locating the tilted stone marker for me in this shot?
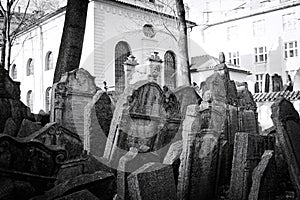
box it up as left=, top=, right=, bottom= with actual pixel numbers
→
left=127, top=162, right=176, bottom=200
left=229, top=132, right=275, bottom=200
left=55, top=190, right=99, bottom=200
left=248, top=150, right=275, bottom=200
left=271, top=97, right=300, bottom=196
left=84, top=90, right=114, bottom=157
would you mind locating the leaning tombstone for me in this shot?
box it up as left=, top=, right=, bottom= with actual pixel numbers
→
left=84, top=90, right=114, bottom=157
left=248, top=150, right=275, bottom=200
left=229, top=132, right=275, bottom=200
left=127, top=162, right=176, bottom=200
left=271, top=97, right=300, bottom=196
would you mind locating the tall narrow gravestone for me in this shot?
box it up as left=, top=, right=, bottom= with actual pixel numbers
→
left=229, top=132, right=275, bottom=200
left=51, top=68, right=97, bottom=141
left=271, top=97, right=300, bottom=196
left=84, top=90, right=114, bottom=156
left=103, top=81, right=181, bottom=169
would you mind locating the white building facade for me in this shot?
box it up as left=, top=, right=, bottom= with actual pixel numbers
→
left=10, top=0, right=195, bottom=113
left=198, top=0, right=300, bottom=94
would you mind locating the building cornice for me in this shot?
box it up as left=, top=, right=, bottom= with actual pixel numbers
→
left=204, top=2, right=300, bottom=29
left=96, top=0, right=197, bottom=27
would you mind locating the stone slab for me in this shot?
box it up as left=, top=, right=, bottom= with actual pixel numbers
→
left=127, top=162, right=176, bottom=200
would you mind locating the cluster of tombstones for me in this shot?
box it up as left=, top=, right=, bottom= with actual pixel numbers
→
left=1, top=57, right=300, bottom=200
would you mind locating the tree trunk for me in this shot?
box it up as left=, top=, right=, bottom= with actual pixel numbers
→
left=53, top=0, right=89, bottom=83
left=175, top=0, right=191, bottom=86
left=1, top=16, right=7, bottom=69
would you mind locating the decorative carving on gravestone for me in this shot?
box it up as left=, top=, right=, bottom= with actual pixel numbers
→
left=271, top=97, right=300, bottom=196
left=84, top=90, right=114, bottom=157
left=272, top=74, right=283, bottom=92
left=0, top=134, right=67, bottom=191
left=51, top=68, right=97, bottom=140
left=148, top=52, right=163, bottom=84
left=103, top=81, right=181, bottom=169
left=124, top=55, right=139, bottom=88
left=26, top=122, right=83, bottom=160
left=229, top=132, right=275, bottom=200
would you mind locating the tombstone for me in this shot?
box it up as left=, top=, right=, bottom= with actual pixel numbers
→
left=17, top=119, right=42, bottom=138
left=26, top=122, right=84, bottom=160
left=103, top=81, right=181, bottom=169
left=265, top=74, right=270, bottom=93
left=271, top=97, right=300, bottom=196
left=55, top=190, right=99, bottom=200
left=229, top=132, right=275, bottom=200
left=174, top=85, right=201, bottom=116
left=248, top=150, right=275, bottom=200
left=34, top=171, right=115, bottom=200
left=177, top=105, right=220, bottom=200
left=0, top=134, right=67, bottom=192
left=127, top=162, right=176, bottom=200
left=272, top=74, right=283, bottom=92
left=124, top=55, right=139, bottom=88
left=51, top=68, right=97, bottom=140
left=84, top=90, right=114, bottom=157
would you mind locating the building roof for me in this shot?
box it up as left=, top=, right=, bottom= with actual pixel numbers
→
left=204, top=1, right=300, bottom=28
left=190, top=55, right=251, bottom=75
left=253, top=90, right=300, bottom=102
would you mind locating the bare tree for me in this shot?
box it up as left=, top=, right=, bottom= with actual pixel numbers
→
left=53, top=0, right=89, bottom=83
left=0, top=0, right=31, bottom=71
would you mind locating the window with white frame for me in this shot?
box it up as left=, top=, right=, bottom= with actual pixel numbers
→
left=256, top=74, right=264, bottom=93
left=227, top=25, right=238, bottom=41
left=253, top=20, right=265, bottom=37
left=284, top=41, right=298, bottom=58
left=254, top=47, right=267, bottom=63
left=282, top=13, right=297, bottom=31
left=228, top=51, right=240, bottom=66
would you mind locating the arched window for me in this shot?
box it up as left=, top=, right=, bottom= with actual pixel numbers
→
left=27, top=58, right=34, bottom=76
left=11, top=64, right=17, bottom=79
left=164, top=51, right=176, bottom=89
left=27, top=90, right=33, bottom=111
left=45, top=51, right=53, bottom=71
left=45, top=87, right=52, bottom=113
left=115, top=41, right=131, bottom=93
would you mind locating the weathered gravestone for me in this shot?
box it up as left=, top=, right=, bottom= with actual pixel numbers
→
left=26, top=122, right=84, bottom=160
left=17, top=119, right=43, bottom=138
left=177, top=57, right=260, bottom=200
left=51, top=68, right=97, bottom=141
left=0, top=134, right=67, bottom=193
left=271, top=97, right=300, bottom=196
left=84, top=90, right=114, bottom=157
left=248, top=150, right=275, bottom=200
left=177, top=104, right=220, bottom=200
left=33, top=171, right=115, bottom=200
left=229, top=132, right=275, bottom=200
left=103, top=81, right=181, bottom=169
left=117, top=147, right=160, bottom=200
left=55, top=190, right=99, bottom=200
left=127, top=162, right=176, bottom=200
left=0, top=68, right=32, bottom=135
